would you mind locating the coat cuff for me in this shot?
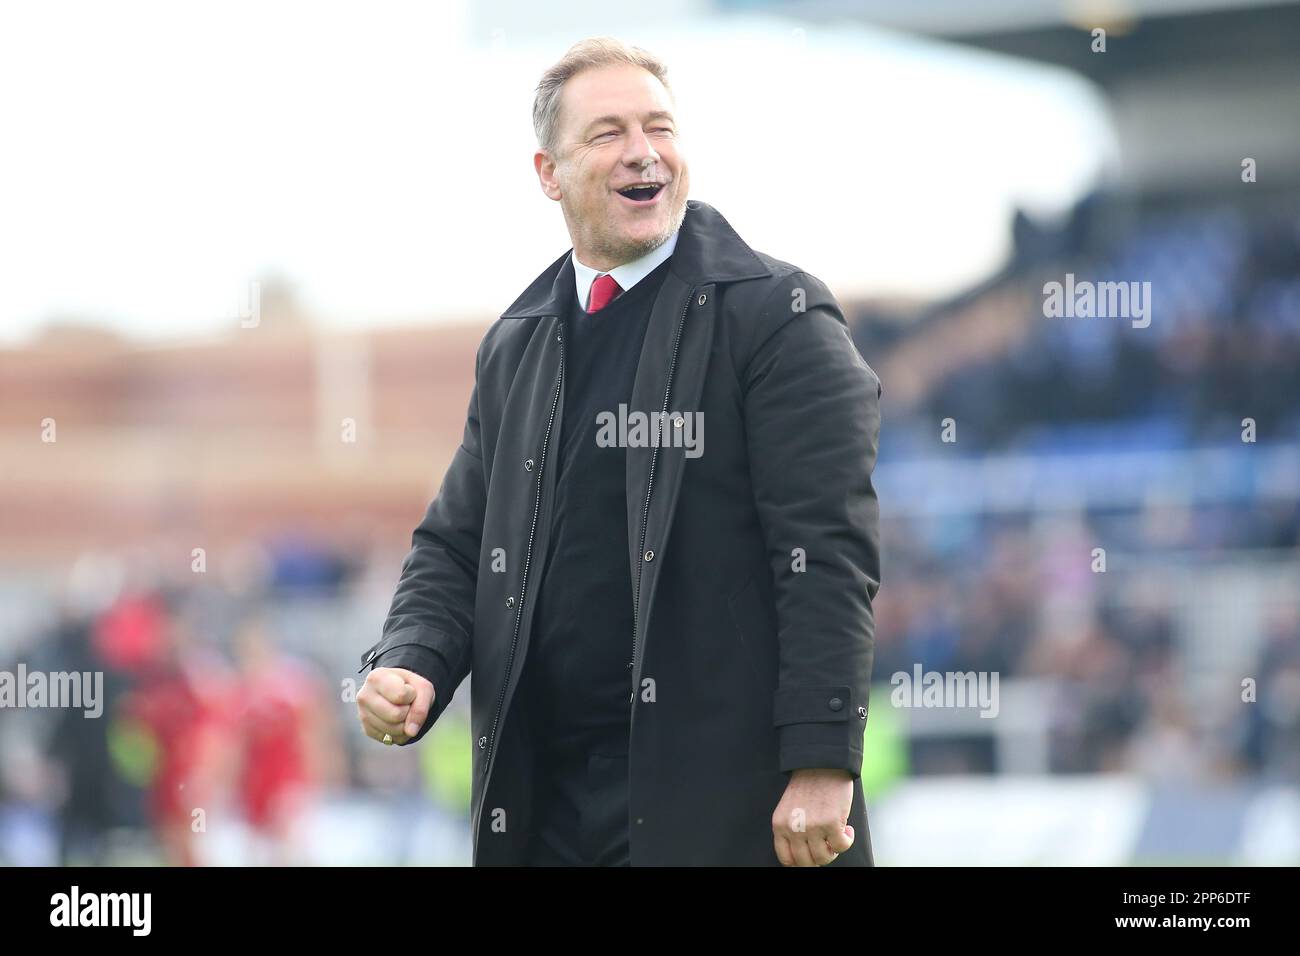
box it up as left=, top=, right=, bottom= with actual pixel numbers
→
left=774, top=685, right=866, bottom=779
left=359, top=629, right=457, bottom=745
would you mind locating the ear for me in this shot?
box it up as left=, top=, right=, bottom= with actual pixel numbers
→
left=535, top=149, right=562, bottom=201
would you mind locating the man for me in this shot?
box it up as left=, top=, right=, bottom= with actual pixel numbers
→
left=356, top=37, right=883, bottom=867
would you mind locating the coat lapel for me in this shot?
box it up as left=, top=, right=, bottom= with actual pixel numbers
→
left=624, top=201, right=771, bottom=680
left=624, top=271, right=712, bottom=679
left=498, top=200, right=773, bottom=683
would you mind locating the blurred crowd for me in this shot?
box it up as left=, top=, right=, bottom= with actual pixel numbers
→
left=857, top=194, right=1300, bottom=448
left=0, top=544, right=471, bottom=866
left=859, top=192, right=1300, bottom=783
left=873, top=509, right=1300, bottom=781
left=1, top=582, right=340, bottom=865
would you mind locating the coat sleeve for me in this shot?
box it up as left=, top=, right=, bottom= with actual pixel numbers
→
left=741, top=271, right=882, bottom=779
left=358, top=335, right=489, bottom=745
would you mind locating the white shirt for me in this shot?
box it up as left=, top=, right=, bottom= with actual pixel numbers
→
left=571, top=227, right=680, bottom=311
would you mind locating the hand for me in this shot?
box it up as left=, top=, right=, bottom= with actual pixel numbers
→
left=771, top=768, right=854, bottom=866
left=357, top=667, right=435, bottom=746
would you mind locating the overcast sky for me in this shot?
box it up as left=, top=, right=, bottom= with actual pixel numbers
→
left=0, top=0, right=1115, bottom=344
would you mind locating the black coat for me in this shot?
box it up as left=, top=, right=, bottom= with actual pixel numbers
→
left=361, top=199, right=883, bottom=865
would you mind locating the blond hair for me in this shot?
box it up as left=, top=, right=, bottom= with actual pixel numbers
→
left=533, top=37, right=673, bottom=156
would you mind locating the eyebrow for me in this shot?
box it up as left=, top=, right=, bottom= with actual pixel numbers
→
left=580, top=110, right=676, bottom=138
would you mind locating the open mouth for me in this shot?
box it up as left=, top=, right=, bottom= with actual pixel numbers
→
left=615, top=182, right=666, bottom=205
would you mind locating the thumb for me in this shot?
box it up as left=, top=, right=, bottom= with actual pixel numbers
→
left=404, top=680, right=435, bottom=738
left=825, top=821, right=855, bottom=856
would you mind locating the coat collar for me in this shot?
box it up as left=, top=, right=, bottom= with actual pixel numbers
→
left=499, top=199, right=771, bottom=319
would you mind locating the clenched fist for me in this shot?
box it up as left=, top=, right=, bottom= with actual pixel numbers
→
left=771, top=768, right=855, bottom=866
left=357, top=666, right=435, bottom=746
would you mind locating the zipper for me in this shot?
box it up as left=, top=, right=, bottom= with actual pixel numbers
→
left=484, top=319, right=564, bottom=771
left=630, top=286, right=694, bottom=702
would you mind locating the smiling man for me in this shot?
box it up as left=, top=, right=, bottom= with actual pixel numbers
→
left=356, top=36, right=884, bottom=867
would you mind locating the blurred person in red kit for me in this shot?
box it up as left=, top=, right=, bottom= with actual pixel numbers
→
left=230, top=607, right=342, bottom=864
left=357, top=37, right=883, bottom=866
left=113, top=591, right=230, bottom=866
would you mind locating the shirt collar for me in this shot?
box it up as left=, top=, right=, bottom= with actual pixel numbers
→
left=571, top=226, right=680, bottom=311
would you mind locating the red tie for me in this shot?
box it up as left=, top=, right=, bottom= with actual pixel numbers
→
left=587, top=273, right=623, bottom=313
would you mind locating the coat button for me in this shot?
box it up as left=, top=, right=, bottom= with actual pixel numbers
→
left=697, top=292, right=707, bottom=306
left=505, top=595, right=515, bottom=608
left=673, top=416, right=684, bottom=428
left=828, top=697, right=843, bottom=711
left=524, top=458, right=534, bottom=472
left=643, top=549, right=654, bottom=562
left=857, top=706, right=868, bottom=719
left=477, top=736, right=487, bottom=749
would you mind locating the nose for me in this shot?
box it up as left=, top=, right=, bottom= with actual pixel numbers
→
left=623, top=127, right=661, bottom=174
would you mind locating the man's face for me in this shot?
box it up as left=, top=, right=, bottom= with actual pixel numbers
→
left=536, top=63, right=690, bottom=271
